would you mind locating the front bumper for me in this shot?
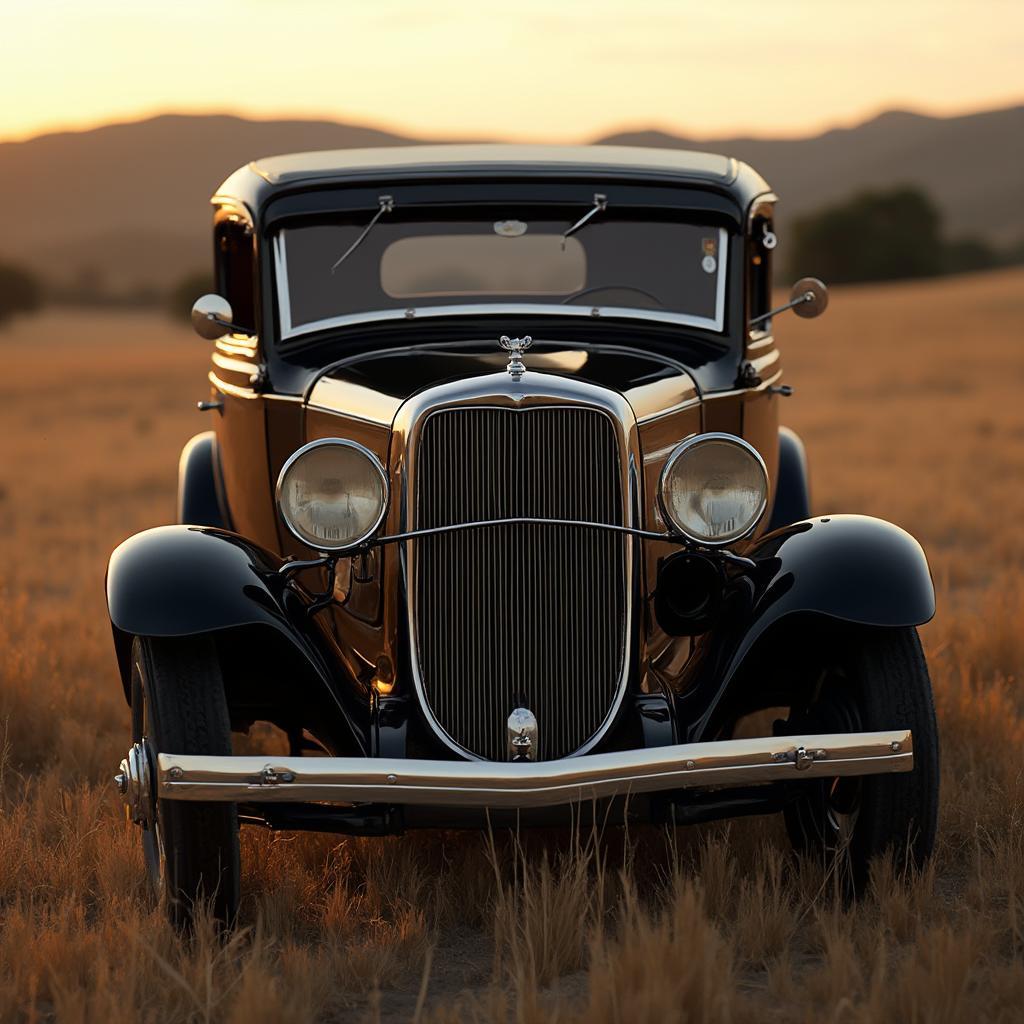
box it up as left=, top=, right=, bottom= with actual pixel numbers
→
left=154, top=729, right=912, bottom=810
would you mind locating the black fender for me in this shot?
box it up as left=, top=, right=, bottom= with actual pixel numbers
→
left=680, top=514, right=935, bottom=741
left=767, top=426, right=810, bottom=531
left=106, top=525, right=367, bottom=754
left=177, top=431, right=230, bottom=529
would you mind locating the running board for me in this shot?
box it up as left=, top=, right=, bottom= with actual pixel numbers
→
left=154, top=730, right=913, bottom=810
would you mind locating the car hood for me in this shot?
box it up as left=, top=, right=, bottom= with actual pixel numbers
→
left=306, top=343, right=700, bottom=425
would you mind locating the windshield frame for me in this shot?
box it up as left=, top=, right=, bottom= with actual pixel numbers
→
left=272, top=220, right=729, bottom=342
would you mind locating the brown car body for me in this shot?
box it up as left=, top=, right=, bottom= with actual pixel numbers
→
left=107, top=147, right=938, bottom=925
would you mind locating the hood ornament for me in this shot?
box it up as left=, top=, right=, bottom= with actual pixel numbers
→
left=499, top=335, right=532, bottom=382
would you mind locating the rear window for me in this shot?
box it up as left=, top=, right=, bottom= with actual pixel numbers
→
left=380, top=234, right=586, bottom=298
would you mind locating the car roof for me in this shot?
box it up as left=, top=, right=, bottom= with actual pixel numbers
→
left=251, top=144, right=735, bottom=184
left=213, top=144, right=773, bottom=217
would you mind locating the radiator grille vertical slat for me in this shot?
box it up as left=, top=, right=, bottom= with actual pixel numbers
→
left=412, top=407, right=627, bottom=761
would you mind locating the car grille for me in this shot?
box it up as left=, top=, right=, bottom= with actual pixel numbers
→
left=411, top=406, right=628, bottom=761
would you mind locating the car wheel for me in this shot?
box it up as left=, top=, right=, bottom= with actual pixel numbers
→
left=130, top=635, right=240, bottom=929
left=782, top=625, right=939, bottom=893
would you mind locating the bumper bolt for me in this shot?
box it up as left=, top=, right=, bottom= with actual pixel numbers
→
left=890, top=741, right=902, bottom=752
left=685, top=760, right=696, bottom=770
left=386, top=774, right=398, bottom=785
left=168, top=766, right=184, bottom=780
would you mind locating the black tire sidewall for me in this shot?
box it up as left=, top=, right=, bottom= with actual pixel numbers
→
left=784, top=625, right=940, bottom=890
left=130, top=635, right=240, bottom=927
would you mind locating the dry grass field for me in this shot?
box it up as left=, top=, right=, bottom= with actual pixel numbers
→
left=1, top=269, right=1023, bottom=1022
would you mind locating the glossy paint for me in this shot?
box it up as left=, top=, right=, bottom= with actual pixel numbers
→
left=672, top=514, right=935, bottom=742
left=745, top=514, right=936, bottom=631
left=106, top=146, right=936, bottom=794
left=105, top=525, right=368, bottom=754
left=767, top=426, right=811, bottom=531
left=177, top=431, right=228, bottom=529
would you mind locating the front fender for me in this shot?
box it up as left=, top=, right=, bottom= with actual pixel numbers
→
left=745, top=513, right=935, bottom=632
left=680, top=514, right=935, bottom=740
left=106, top=525, right=367, bottom=753
left=107, top=525, right=293, bottom=640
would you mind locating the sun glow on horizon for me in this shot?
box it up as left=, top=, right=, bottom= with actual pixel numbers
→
left=1, top=0, right=1021, bottom=145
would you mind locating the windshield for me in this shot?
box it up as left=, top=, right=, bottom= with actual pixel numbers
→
left=274, top=212, right=727, bottom=341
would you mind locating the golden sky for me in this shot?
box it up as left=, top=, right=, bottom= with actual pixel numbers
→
left=2, top=0, right=1021, bottom=144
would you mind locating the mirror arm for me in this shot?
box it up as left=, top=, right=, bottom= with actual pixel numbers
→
left=748, top=290, right=814, bottom=328
left=206, top=313, right=253, bottom=337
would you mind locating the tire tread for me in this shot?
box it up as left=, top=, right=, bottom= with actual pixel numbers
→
left=134, top=635, right=239, bottom=927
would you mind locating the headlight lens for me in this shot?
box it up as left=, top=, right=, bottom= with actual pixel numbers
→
left=659, top=434, right=768, bottom=545
left=277, top=439, right=388, bottom=551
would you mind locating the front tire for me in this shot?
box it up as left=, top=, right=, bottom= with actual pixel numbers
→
left=783, top=625, right=939, bottom=892
left=130, top=635, right=240, bottom=929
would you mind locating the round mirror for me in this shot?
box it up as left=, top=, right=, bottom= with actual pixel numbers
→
left=790, top=277, right=829, bottom=319
left=191, top=294, right=234, bottom=340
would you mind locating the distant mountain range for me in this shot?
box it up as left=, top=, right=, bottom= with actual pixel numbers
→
left=1, top=104, right=1021, bottom=293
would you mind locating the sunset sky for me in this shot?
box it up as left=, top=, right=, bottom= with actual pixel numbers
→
left=1, top=0, right=1021, bottom=144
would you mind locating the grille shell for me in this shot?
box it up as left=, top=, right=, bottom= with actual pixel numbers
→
left=410, top=404, right=630, bottom=761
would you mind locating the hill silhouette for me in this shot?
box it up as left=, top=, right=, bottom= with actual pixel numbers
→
left=599, top=105, right=1024, bottom=248
left=0, top=105, right=1020, bottom=293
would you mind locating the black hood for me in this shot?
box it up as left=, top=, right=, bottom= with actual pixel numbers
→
left=319, top=341, right=694, bottom=405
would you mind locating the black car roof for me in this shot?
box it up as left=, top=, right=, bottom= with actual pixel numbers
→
left=213, top=144, right=774, bottom=219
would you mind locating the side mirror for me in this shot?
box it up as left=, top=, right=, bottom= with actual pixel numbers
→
left=790, top=276, right=829, bottom=319
left=191, top=294, right=252, bottom=340
left=749, top=277, right=829, bottom=329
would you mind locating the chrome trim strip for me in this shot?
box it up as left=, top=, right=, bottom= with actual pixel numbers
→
left=215, top=338, right=260, bottom=358
left=273, top=227, right=728, bottom=340
left=208, top=376, right=312, bottom=403
left=712, top=226, right=727, bottom=325
left=156, top=729, right=914, bottom=808
left=376, top=515, right=683, bottom=546
left=211, top=352, right=260, bottom=376
left=209, top=371, right=257, bottom=399
left=371, top=516, right=754, bottom=570
left=280, top=303, right=723, bottom=340
left=274, top=232, right=294, bottom=337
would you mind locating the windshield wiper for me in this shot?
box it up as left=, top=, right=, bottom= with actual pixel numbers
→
left=561, top=193, right=607, bottom=249
left=330, top=195, right=394, bottom=274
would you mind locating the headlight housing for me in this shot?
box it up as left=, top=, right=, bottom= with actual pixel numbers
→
left=276, top=439, right=389, bottom=552
left=658, top=433, right=768, bottom=545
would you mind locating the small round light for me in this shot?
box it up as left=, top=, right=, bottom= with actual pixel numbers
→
left=659, top=434, right=768, bottom=545
left=276, top=439, right=388, bottom=551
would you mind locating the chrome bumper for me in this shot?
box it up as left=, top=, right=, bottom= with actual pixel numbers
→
left=155, top=730, right=912, bottom=810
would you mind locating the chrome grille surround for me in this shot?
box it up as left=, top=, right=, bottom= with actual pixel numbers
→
left=394, top=371, right=642, bottom=762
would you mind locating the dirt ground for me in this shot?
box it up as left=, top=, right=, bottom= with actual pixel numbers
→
left=1, top=269, right=1023, bottom=1021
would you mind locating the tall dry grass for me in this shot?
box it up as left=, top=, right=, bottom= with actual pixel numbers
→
left=1, top=271, right=1023, bottom=1021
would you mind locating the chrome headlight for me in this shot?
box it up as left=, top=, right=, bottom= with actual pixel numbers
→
left=659, top=433, right=768, bottom=545
left=276, top=439, right=388, bottom=551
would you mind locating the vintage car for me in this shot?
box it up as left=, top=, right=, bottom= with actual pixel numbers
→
left=107, top=145, right=939, bottom=926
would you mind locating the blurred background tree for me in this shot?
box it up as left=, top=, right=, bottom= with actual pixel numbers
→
left=943, top=236, right=999, bottom=274
left=787, top=185, right=1023, bottom=283
left=788, top=186, right=945, bottom=283
left=0, top=262, right=43, bottom=324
